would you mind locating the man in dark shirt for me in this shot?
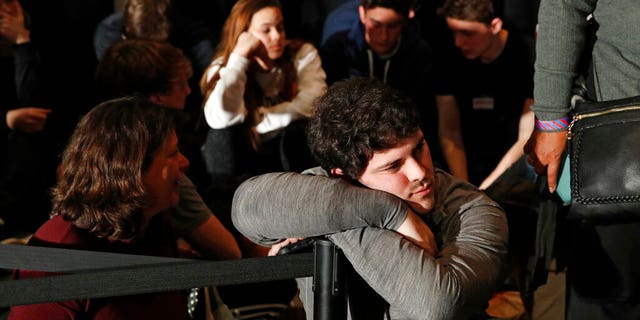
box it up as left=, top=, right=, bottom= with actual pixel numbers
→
left=320, top=0, right=442, bottom=167
left=435, top=0, right=535, bottom=188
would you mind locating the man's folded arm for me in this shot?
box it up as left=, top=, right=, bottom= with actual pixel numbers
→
left=329, top=201, right=508, bottom=319
left=231, top=171, right=409, bottom=245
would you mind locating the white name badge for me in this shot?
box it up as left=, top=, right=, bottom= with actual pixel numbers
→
left=472, top=96, right=494, bottom=110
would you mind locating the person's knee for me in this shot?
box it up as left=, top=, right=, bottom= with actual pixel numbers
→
left=202, top=127, right=240, bottom=178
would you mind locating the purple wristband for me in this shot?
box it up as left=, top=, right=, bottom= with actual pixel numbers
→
left=535, top=116, right=571, bottom=131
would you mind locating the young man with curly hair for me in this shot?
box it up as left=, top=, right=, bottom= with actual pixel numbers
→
left=232, top=77, right=508, bottom=319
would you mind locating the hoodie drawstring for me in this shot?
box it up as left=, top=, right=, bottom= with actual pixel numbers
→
left=367, top=49, right=391, bottom=84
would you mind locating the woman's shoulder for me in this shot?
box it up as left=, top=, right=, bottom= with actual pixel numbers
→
left=287, top=40, right=319, bottom=58
left=29, top=215, right=91, bottom=249
left=205, top=56, right=226, bottom=73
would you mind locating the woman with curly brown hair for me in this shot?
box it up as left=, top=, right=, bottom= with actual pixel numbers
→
left=10, top=97, right=191, bottom=320
left=200, top=0, right=326, bottom=186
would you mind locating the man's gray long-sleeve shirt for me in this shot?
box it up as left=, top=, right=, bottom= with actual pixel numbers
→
left=232, top=168, right=508, bottom=319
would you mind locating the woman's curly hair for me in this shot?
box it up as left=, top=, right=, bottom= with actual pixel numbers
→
left=51, top=97, right=177, bottom=241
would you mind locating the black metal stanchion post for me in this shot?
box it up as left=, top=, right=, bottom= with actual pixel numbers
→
left=313, top=239, right=347, bottom=320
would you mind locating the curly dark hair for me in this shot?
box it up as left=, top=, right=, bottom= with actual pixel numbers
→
left=307, top=77, right=421, bottom=180
left=51, top=97, right=178, bottom=241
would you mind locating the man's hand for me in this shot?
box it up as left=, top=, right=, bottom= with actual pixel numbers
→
left=268, top=237, right=304, bottom=256
left=524, top=129, right=567, bottom=192
left=0, top=1, right=30, bottom=44
left=396, top=210, right=437, bottom=255
left=176, top=238, right=203, bottom=258
left=6, top=107, right=51, bottom=133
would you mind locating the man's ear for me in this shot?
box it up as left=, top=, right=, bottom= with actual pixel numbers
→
left=330, top=168, right=345, bottom=177
left=358, top=6, right=366, bottom=24
left=489, top=17, right=503, bottom=34
left=149, top=93, right=164, bottom=105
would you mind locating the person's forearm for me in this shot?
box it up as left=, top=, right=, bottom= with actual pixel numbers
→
left=203, top=55, right=249, bottom=129
left=480, top=104, right=534, bottom=189
left=396, top=210, right=437, bottom=255
left=187, top=215, right=242, bottom=260
left=441, top=139, right=468, bottom=181
left=231, top=171, right=408, bottom=245
left=437, top=95, right=468, bottom=181
left=532, top=0, right=592, bottom=119
left=480, top=139, right=526, bottom=189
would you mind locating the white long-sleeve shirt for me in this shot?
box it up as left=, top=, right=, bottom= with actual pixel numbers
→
left=202, top=43, right=327, bottom=135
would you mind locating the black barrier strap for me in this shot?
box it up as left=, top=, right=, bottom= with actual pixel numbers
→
left=0, top=244, right=192, bottom=272
left=0, top=245, right=314, bottom=307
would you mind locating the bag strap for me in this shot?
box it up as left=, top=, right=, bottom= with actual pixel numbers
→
left=584, top=13, right=599, bottom=100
